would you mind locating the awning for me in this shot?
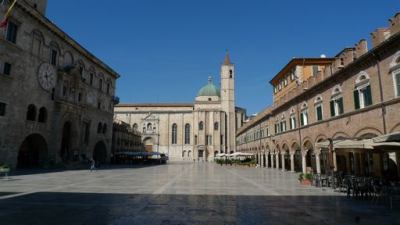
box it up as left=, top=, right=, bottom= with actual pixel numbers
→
left=315, top=139, right=374, bottom=150
left=372, top=132, right=400, bottom=143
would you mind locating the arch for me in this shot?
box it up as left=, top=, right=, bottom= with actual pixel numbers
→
left=102, top=124, right=107, bottom=134
left=60, top=121, right=72, bottom=162
left=132, top=123, right=138, bottom=131
left=314, top=95, right=323, bottom=104
left=355, top=71, right=370, bottom=84
left=332, top=131, right=350, bottom=140
left=143, top=137, right=154, bottom=152
left=300, top=101, right=308, bottom=110
left=290, top=141, right=300, bottom=153
left=314, top=134, right=327, bottom=144
left=188, top=150, right=192, bottom=158
left=93, top=141, right=107, bottom=165
left=331, top=84, right=343, bottom=96
left=303, top=139, right=316, bottom=173
left=63, top=51, right=74, bottom=66
left=301, top=137, right=313, bottom=150
left=199, top=121, right=204, bottom=130
left=171, top=123, right=177, bottom=144
left=38, top=107, right=47, bottom=123
left=26, top=104, right=37, bottom=121
left=184, top=123, right=190, bottom=144
left=214, top=122, right=219, bottom=130
left=17, top=133, right=48, bottom=168
left=147, top=123, right=152, bottom=130
left=353, top=127, right=382, bottom=139
left=390, top=51, right=400, bottom=68
left=97, top=122, right=102, bottom=133
left=182, top=150, right=186, bottom=158
left=390, top=122, right=400, bottom=133
left=290, top=107, right=296, bottom=115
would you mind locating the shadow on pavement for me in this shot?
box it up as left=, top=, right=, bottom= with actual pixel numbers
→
left=0, top=192, right=399, bottom=225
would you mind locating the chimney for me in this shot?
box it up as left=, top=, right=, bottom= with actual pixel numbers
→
left=371, top=28, right=391, bottom=48
left=389, top=12, right=400, bottom=35
left=355, top=39, right=368, bottom=58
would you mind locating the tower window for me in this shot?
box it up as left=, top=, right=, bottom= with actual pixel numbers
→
left=3, top=62, right=11, bottom=75
left=229, top=70, right=233, bottom=78
left=0, top=102, right=6, bottom=116
left=51, top=49, right=58, bottom=66
left=6, top=21, right=18, bottom=44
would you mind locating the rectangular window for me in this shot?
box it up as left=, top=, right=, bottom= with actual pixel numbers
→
left=3, top=62, right=11, bottom=75
left=6, top=21, right=18, bottom=43
left=0, top=102, right=6, bottom=116
left=107, top=83, right=110, bottom=94
left=331, top=97, right=344, bottom=117
left=51, top=50, right=58, bottom=65
left=316, top=105, right=323, bottom=121
left=90, top=73, right=94, bottom=85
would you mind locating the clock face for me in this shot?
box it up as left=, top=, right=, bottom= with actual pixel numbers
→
left=38, top=63, right=57, bottom=91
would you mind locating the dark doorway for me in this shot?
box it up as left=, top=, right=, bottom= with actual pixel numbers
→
left=294, top=150, right=302, bottom=172
left=284, top=150, right=290, bottom=171
left=93, top=141, right=107, bottom=165
left=18, top=134, right=47, bottom=168
left=61, top=122, right=72, bottom=162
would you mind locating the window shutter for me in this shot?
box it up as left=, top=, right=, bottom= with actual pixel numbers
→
left=300, top=113, right=304, bottom=126
left=338, top=98, right=344, bottom=114
left=397, top=74, right=400, bottom=97
left=330, top=100, right=335, bottom=117
left=365, top=85, right=372, bottom=106
left=354, top=90, right=360, bottom=110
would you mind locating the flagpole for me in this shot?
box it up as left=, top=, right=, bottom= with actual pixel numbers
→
left=0, top=0, right=17, bottom=28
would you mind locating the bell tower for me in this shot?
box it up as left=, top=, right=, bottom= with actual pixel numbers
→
left=220, top=51, right=236, bottom=153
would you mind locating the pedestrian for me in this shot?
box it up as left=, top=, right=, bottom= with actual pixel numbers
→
left=90, top=159, right=96, bottom=172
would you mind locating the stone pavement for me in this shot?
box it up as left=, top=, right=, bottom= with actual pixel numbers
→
left=0, top=162, right=399, bottom=225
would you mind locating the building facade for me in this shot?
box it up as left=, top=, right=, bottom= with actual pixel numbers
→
left=237, top=13, right=400, bottom=179
left=111, top=120, right=143, bottom=157
left=0, top=0, right=119, bottom=168
left=114, top=54, right=246, bottom=161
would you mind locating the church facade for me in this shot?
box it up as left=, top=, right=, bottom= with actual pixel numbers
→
left=114, top=54, right=246, bottom=161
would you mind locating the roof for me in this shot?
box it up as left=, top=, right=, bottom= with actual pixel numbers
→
left=197, top=77, right=220, bottom=97
left=236, top=107, right=273, bottom=136
left=116, top=103, right=194, bottom=107
left=269, top=58, right=335, bottom=85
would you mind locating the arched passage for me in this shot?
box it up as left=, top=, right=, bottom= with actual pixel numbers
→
left=304, top=140, right=316, bottom=173
left=60, top=121, right=72, bottom=162
left=93, top=141, right=107, bottom=165
left=18, top=134, right=48, bottom=168
left=282, top=144, right=290, bottom=171
left=292, top=143, right=302, bottom=172
left=143, top=137, right=154, bottom=152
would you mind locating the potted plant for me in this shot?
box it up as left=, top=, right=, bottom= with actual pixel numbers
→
left=0, top=164, right=10, bottom=174
left=298, top=173, right=312, bottom=185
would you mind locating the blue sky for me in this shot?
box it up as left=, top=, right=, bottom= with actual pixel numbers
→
left=47, top=0, right=399, bottom=115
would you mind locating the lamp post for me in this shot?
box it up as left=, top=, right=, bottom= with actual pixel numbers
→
left=328, top=138, right=334, bottom=176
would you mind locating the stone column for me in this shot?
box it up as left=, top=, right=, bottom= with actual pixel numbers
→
left=333, top=150, right=337, bottom=172
left=276, top=153, right=280, bottom=169
left=266, top=154, right=269, bottom=168
left=302, top=153, right=307, bottom=174
left=271, top=154, right=275, bottom=168
left=290, top=153, right=295, bottom=172
left=281, top=153, right=285, bottom=171
left=315, top=153, right=321, bottom=174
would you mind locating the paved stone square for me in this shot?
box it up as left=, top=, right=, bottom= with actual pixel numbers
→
left=0, top=162, right=399, bottom=225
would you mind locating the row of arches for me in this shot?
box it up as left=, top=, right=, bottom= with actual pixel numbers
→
left=16, top=132, right=108, bottom=169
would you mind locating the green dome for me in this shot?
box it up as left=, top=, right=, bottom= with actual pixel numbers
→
left=197, top=77, right=220, bottom=97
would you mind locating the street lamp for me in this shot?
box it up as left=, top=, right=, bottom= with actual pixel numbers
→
left=327, top=138, right=334, bottom=176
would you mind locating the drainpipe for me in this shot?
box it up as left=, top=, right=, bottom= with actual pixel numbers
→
left=372, top=52, right=387, bottom=134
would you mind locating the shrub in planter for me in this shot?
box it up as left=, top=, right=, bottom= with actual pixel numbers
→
left=298, top=173, right=313, bottom=185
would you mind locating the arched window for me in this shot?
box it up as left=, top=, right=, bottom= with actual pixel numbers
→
left=330, top=85, right=344, bottom=117
left=102, top=124, right=107, bottom=134
left=300, top=102, right=308, bottom=127
left=184, top=123, right=190, bottom=144
left=99, top=79, right=103, bottom=91
left=132, top=123, right=138, bottom=131
left=314, top=95, right=323, bottom=121
left=97, top=122, right=102, bottom=133
left=26, top=104, right=37, bottom=121
left=147, top=123, right=152, bottom=130
left=38, top=107, right=47, bottom=123
left=172, top=123, right=177, bottom=144
left=214, top=122, right=219, bottom=130
left=354, top=71, right=372, bottom=109
left=199, top=121, right=204, bottom=130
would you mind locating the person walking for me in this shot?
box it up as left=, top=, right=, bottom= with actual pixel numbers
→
left=90, top=159, right=96, bottom=172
